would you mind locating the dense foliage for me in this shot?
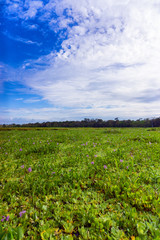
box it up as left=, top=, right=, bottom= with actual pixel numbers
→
left=0, top=128, right=160, bottom=239
left=1, top=117, right=160, bottom=128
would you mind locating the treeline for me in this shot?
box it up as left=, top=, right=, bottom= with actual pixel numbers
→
left=1, top=117, right=160, bottom=128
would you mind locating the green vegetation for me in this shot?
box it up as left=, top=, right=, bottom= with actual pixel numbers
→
left=0, top=128, right=160, bottom=239
left=1, top=116, right=160, bottom=128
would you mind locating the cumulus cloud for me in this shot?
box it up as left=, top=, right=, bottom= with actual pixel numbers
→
left=3, top=0, right=160, bottom=120
left=5, top=0, right=44, bottom=19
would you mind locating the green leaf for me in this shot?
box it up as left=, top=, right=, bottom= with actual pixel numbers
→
left=17, top=227, right=24, bottom=240
left=0, top=232, right=7, bottom=240
left=42, top=205, right=47, bottom=211
left=0, top=224, right=3, bottom=234
left=4, top=228, right=14, bottom=240
left=137, top=222, right=147, bottom=235
left=2, top=233, right=9, bottom=240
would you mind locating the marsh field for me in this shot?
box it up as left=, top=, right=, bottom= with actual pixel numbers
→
left=0, top=127, right=160, bottom=240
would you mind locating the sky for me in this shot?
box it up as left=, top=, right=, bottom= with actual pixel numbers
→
left=0, top=0, right=160, bottom=124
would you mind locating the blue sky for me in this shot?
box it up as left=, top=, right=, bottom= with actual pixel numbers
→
left=1, top=0, right=160, bottom=124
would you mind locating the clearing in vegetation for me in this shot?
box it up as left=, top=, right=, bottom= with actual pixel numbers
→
left=0, top=127, right=160, bottom=239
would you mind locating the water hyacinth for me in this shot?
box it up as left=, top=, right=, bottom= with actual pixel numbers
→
left=19, top=210, right=26, bottom=217
left=1, top=127, right=159, bottom=239
left=28, top=167, right=32, bottom=172
left=1, top=215, right=9, bottom=221
left=1, top=217, right=5, bottom=222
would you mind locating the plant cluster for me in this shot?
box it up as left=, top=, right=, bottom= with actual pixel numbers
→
left=0, top=128, right=160, bottom=239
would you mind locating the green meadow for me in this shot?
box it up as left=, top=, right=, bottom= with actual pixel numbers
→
left=0, top=127, right=160, bottom=240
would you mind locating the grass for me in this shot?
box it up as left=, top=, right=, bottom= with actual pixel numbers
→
left=0, top=127, right=160, bottom=239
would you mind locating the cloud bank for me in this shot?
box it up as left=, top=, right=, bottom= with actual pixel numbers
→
left=2, top=0, right=160, bottom=122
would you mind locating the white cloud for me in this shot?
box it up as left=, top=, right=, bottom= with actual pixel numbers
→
left=24, top=1, right=43, bottom=19
left=0, top=63, right=17, bottom=89
left=3, top=0, right=160, bottom=121
left=16, top=98, right=23, bottom=101
left=3, top=31, right=41, bottom=45
left=1, top=102, right=160, bottom=124
left=15, top=97, right=41, bottom=103
left=23, top=98, right=41, bottom=103
left=6, top=0, right=44, bottom=20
